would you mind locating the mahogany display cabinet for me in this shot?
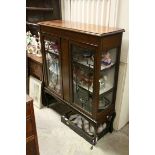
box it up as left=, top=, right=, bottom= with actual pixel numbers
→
left=38, top=20, right=124, bottom=145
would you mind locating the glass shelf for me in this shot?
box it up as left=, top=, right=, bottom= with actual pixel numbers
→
left=73, top=58, right=115, bottom=71
left=73, top=62, right=115, bottom=95
left=74, top=81, right=113, bottom=95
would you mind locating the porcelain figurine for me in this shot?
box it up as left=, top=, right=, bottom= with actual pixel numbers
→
left=27, top=45, right=34, bottom=54
left=101, top=52, right=112, bottom=65
left=26, top=31, right=32, bottom=46
left=45, top=40, right=49, bottom=51
left=26, top=31, right=33, bottom=53
left=82, top=51, right=93, bottom=65
left=31, top=35, right=38, bottom=55
left=99, top=78, right=105, bottom=89
left=99, top=75, right=107, bottom=89
left=36, top=32, right=42, bottom=57
left=82, top=51, right=92, bottom=59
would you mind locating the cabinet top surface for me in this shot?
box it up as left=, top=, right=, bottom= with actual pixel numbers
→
left=38, top=20, right=124, bottom=36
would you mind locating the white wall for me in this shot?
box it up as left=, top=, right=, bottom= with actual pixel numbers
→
left=61, top=0, right=118, bottom=26
left=113, top=0, right=129, bottom=130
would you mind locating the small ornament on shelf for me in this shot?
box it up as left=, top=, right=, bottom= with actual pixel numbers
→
left=27, top=45, right=34, bottom=54
left=26, top=31, right=33, bottom=54
left=26, top=31, right=32, bottom=46
left=36, top=32, right=42, bottom=57
left=99, top=75, right=107, bottom=89
left=45, top=40, right=50, bottom=51
left=26, top=31, right=42, bottom=57
left=82, top=51, right=92, bottom=60
left=31, top=35, right=38, bottom=55
left=82, top=51, right=94, bottom=65
left=101, top=52, right=112, bottom=66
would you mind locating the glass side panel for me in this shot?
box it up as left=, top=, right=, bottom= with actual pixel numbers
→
left=98, top=48, right=117, bottom=111
left=71, top=44, right=95, bottom=114
left=98, top=91, right=113, bottom=112
left=45, top=38, right=61, bottom=96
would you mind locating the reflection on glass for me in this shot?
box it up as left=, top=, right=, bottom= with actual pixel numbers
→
left=98, top=92, right=113, bottom=111
left=44, top=39, right=59, bottom=55
left=72, top=45, right=95, bottom=114
left=45, top=39, right=61, bottom=95
left=99, top=67, right=115, bottom=94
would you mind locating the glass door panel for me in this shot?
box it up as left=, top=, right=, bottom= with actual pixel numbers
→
left=71, top=44, right=95, bottom=114
left=98, top=48, right=117, bottom=112
left=44, top=37, right=62, bottom=96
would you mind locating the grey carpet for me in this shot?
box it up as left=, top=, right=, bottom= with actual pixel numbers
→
left=34, top=105, right=129, bottom=155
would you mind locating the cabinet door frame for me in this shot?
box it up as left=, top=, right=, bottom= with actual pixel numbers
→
left=96, top=33, right=123, bottom=121
left=69, top=40, right=99, bottom=117
left=41, top=32, right=63, bottom=98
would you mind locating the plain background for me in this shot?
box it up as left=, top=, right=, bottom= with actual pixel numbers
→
left=0, top=0, right=155, bottom=155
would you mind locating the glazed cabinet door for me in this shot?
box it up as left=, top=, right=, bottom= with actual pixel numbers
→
left=42, top=34, right=62, bottom=97
left=70, top=42, right=97, bottom=115
left=96, top=34, right=123, bottom=116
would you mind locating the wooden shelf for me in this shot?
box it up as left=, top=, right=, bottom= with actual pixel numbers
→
left=26, top=7, right=53, bottom=11
left=27, top=53, right=42, bottom=64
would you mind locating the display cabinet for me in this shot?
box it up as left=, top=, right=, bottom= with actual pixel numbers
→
left=39, top=20, right=124, bottom=145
